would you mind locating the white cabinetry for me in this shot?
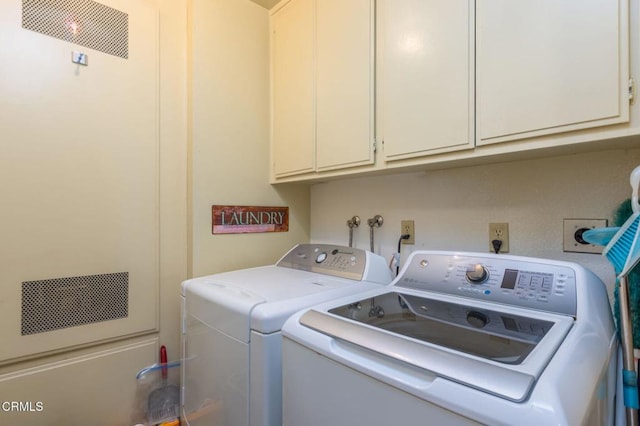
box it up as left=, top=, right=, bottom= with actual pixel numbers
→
left=316, top=0, right=374, bottom=171
left=477, top=0, right=629, bottom=145
left=271, top=0, right=634, bottom=183
left=271, top=0, right=315, bottom=177
left=379, top=0, right=474, bottom=161
left=271, top=0, right=374, bottom=179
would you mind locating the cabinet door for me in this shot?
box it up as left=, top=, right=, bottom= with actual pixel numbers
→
left=271, top=0, right=315, bottom=177
left=379, top=0, right=473, bottom=161
left=316, top=0, right=374, bottom=171
left=477, top=0, right=629, bottom=145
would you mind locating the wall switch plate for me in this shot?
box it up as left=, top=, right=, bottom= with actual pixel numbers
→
left=401, top=220, right=415, bottom=244
left=563, top=219, right=608, bottom=254
left=489, top=223, right=509, bottom=253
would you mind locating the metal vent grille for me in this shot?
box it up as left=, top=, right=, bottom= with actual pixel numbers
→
left=22, top=0, right=128, bottom=59
left=21, top=272, right=129, bottom=335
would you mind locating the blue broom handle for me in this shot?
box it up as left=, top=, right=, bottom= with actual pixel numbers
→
left=619, top=275, right=639, bottom=425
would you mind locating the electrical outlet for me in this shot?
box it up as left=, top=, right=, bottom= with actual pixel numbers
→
left=489, top=223, right=509, bottom=253
left=563, top=219, right=608, bottom=254
left=401, top=220, right=415, bottom=244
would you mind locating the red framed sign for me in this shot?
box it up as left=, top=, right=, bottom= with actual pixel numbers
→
left=212, top=205, right=289, bottom=234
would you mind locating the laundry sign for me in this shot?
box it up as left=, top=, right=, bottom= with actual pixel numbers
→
left=212, top=205, right=289, bottom=234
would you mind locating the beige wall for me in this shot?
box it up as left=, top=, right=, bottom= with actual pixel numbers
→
left=310, top=147, right=640, bottom=299
left=156, top=0, right=189, bottom=387
left=189, top=0, right=310, bottom=278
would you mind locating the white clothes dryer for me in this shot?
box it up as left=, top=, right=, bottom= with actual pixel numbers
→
left=180, top=243, right=392, bottom=426
left=282, top=251, right=618, bottom=426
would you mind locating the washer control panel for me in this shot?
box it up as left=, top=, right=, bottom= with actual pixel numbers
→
left=397, top=252, right=578, bottom=316
left=277, top=244, right=368, bottom=281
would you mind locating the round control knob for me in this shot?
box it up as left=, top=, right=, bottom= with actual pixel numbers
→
left=465, top=264, right=488, bottom=284
left=467, top=311, right=488, bottom=328
left=315, top=252, right=328, bottom=264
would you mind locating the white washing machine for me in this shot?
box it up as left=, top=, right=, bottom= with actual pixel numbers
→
left=282, top=251, right=619, bottom=426
left=180, top=243, right=392, bottom=426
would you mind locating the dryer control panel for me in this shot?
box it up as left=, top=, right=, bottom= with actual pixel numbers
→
left=397, top=251, right=579, bottom=316
left=277, top=244, right=391, bottom=283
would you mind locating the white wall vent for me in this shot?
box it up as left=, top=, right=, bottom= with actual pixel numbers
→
left=22, top=0, right=129, bottom=59
left=21, top=272, right=129, bottom=335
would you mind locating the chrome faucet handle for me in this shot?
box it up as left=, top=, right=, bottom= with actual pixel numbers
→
left=367, top=215, right=383, bottom=228
left=347, top=216, right=361, bottom=247
left=367, top=215, right=383, bottom=252
left=347, top=216, right=361, bottom=229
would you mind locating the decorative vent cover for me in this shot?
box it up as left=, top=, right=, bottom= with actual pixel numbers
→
left=21, top=272, right=129, bottom=335
left=22, top=0, right=128, bottom=59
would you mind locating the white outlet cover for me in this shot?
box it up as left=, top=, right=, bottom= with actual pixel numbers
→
left=562, top=219, right=608, bottom=254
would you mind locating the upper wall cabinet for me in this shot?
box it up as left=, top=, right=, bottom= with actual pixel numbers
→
left=271, top=0, right=315, bottom=177
left=379, top=0, right=474, bottom=161
left=271, top=0, right=634, bottom=183
left=316, top=0, right=374, bottom=171
left=477, top=0, right=630, bottom=145
left=271, top=0, right=375, bottom=179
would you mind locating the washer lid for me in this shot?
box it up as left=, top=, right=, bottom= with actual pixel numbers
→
left=183, top=265, right=376, bottom=341
left=299, top=290, right=573, bottom=402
